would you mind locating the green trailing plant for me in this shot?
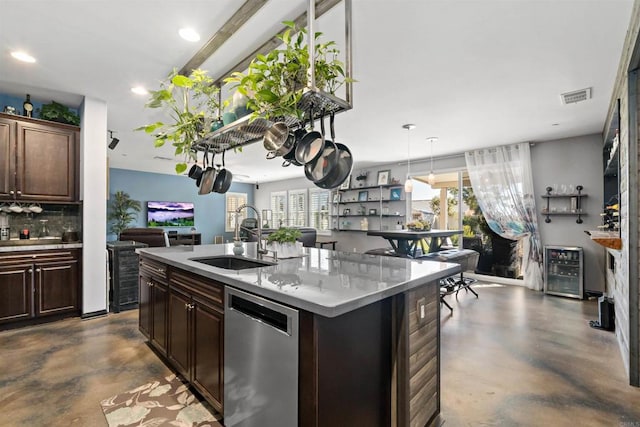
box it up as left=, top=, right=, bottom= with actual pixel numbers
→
left=225, top=21, right=354, bottom=123
left=37, top=101, right=80, bottom=125
left=136, top=69, right=220, bottom=174
left=108, top=191, right=141, bottom=237
left=266, top=227, right=302, bottom=244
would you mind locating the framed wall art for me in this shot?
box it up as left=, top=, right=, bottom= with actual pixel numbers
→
left=377, top=170, right=390, bottom=186
left=390, top=187, right=402, bottom=201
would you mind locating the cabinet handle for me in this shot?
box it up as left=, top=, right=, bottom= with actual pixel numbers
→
left=157, top=268, right=165, bottom=273
left=16, top=190, right=22, bottom=195
left=147, top=281, right=154, bottom=287
left=9, top=190, right=14, bottom=195
left=28, top=268, right=33, bottom=273
left=185, top=303, right=189, bottom=310
left=36, top=268, right=41, bottom=272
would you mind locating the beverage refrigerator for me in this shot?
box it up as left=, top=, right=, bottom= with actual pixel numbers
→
left=544, top=246, right=584, bottom=299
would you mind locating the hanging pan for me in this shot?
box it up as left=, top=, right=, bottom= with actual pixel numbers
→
left=213, top=150, right=233, bottom=194
left=295, top=107, right=325, bottom=165
left=304, top=126, right=340, bottom=186
left=314, top=113, right=353, bottom=189
left=195, top=148, right=208, bottom=188
left=198, top=151, right=217, bottom=195
left=282, top=126, right=307, bottom=167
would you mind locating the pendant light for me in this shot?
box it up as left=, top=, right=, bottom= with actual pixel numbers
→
left=426, top=137, right=438, bottom=185
left=402, top=124, right=416, bottom=193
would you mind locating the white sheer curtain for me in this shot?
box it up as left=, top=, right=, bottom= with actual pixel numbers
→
left=465, top=143, right=543, bottom=291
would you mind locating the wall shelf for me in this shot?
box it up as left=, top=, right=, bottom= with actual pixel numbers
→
left=331, top=185, right=406, bottom=231
left=541, top=185, right=587, bottom=224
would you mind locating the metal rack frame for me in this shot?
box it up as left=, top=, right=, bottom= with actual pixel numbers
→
left=194, top=0, right=353, bottom=155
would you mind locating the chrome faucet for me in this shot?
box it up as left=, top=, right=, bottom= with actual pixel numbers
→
left=235, top=204, right=267, bottom=257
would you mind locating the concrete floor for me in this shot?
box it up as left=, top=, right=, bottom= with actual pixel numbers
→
left=0, top=284, right=638, bottom=426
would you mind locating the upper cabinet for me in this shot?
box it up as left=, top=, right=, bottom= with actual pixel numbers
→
left=0, top=113, right=79, bottom=202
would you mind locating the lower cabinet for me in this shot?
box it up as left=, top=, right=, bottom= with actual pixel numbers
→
left=168, top=268, right=224, bottom=413
left=0, top=249, right=80, bottom=325
left=139, top=258, right=168, bottom=354
left=138, top=256, right=224, bottom=414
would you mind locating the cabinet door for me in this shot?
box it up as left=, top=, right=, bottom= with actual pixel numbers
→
left=35, top=259, right=79, bottom=316
left=0, top=117, right=15, bottom=199
left=168, top=286, right=191, bottom=378
left=138, top=274, right=152, bottom=339
left=192, top=296, right=224, bottom=412
left=0, top=262, right=33, bottom=323
left=150, top=282, right=168, bottom=354
left=15, top=121, right=78, bottom=201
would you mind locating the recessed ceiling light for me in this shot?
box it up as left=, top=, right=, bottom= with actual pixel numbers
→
left=131, top=86, right=149, bottom=95
left=10, top=51, right=36, bottom=63
left=179, top=28, right=200, bottom=42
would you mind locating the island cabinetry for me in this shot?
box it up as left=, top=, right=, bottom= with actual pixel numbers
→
left=138, top=257, right=168, bottom=354
left=0, top=249, right=81, bottom=325
left=0, top=113, right=79, bottom=202
left=167, top=268, right=224, bottom=413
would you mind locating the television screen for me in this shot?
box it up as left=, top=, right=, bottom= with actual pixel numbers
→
left=147, top=201, right=195, bottom=227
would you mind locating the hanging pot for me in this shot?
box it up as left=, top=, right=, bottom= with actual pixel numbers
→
left=264, top=122, right=293, bottom=159
left=314, top=114, right=353, bottom=189
left=295, top=108, right=325, bottom=165
left=195, top=149, right=208, bottom=188
left=304, top=138, right=340, bottom=185
left=213, top=150, right=233, bottom=194
left=188, top=153, right=203, bottom=181
left=281, top=127, right=306, bottom=167
left=198, top=151, right=217, bottom=195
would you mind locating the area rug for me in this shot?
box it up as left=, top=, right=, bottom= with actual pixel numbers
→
left=100, top=374, right=222, bottom=427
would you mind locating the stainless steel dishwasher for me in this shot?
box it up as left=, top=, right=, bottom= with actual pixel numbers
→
left=224, top=287, right=298, bottom=427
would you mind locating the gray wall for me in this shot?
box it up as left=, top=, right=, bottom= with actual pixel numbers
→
left=257, top=136, right=607, bottom=294
left=531, top=134, right=605, bottom=293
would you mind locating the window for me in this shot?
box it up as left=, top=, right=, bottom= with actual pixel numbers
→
left=270, top=191, right=287, bottom=228
left=225, top=192, right=247, bottom=232
left=309, top=188, right=331, bottom=235
left=288, top=189, right=307, bottom=227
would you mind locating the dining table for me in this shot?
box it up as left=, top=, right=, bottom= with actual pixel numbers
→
left=367, top=229, right=464, bottom=258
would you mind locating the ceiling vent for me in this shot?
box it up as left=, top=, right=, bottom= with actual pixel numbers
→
left=560, top=87, right=592, bottom=105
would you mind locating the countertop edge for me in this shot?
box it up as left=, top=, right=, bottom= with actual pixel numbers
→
left=0, top=242, right=83, bottom=252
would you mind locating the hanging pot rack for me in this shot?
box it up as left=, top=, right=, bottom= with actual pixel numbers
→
left=191, top=0, right=353, bottom=154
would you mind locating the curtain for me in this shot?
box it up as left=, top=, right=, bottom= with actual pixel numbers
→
left=465, top=143, right=543, bottom=291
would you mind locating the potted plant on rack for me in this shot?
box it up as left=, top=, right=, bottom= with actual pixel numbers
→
left=136, top=69, right=220, bottom=174
left=224, top=21, right=354, bottom=123
left=266, top=227, right=303, bottom=258
left=108, top=191, right=141, bottom=239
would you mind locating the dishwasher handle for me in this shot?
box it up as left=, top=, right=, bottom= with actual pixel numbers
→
left=227, top=288, right=297, bottom=336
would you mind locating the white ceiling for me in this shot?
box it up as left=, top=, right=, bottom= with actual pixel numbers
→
left=0, top=0, right=633, bottom=184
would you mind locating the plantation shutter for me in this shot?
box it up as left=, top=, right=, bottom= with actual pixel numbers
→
left=270, top=191, right=287, bottom=228
left=225, top=192, right=247, bottom=232
left=288, top=190, right=307, bottom=227
left=309, top=188, right=330, bottom=233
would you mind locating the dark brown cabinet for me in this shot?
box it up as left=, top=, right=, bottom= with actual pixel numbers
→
left=139, top=257, right=168, bottom=354
left=0, top=113, right=79, bottom=202
left=168, top=268, right=224, bottom=413
left=0, top=249, right=81, bottom=325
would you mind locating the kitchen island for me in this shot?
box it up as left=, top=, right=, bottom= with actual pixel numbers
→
left=137, top=242, right=460, bottom=427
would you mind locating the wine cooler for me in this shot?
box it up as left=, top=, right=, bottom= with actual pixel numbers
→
left=544, top=246, right=583, bottom=299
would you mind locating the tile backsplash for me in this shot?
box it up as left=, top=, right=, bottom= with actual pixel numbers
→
left=1, top=204, right=82, bottom=240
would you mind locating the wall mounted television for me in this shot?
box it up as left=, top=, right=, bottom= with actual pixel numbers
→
left=147, top=201, right=195, bottom=227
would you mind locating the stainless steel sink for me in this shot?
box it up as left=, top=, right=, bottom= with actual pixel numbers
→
left=190, top=255, right=275, bottom=270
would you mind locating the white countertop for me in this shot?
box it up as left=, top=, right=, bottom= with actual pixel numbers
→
left=138, top=243, right=461, bottom=317
left=0, top=240, right=83, bottom=252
